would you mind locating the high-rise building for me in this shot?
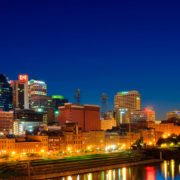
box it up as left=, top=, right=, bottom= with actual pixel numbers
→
left=52, top=95, right=68, bottom=111
left=114, top=91, right=141, bottom=125
left=49, top=95, right=68, bottom=124
left=30, top=95, right=53, bottom=112
left=0, top=74, right=13, bottom=111
left=29, top=79, right=47, bottom=109
left=58, top=103, right=101, bottom=131
left=29, top=79, right=54, bottom=124
left=12, top=75, right=29, bottom=109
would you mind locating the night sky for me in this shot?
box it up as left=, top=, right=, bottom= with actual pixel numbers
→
left=1, top=0, right=180, bottom=120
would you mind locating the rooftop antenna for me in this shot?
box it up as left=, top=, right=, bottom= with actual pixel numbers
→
left=101, top=93, right=108, bottom=119
left=74, top=89, right=81, bottom=105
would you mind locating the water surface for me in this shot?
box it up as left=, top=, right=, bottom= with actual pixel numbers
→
left=61, top=160, right=180, bottom=180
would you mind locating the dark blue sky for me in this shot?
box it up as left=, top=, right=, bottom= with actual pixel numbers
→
left=1, top=0, right=180, bottom=119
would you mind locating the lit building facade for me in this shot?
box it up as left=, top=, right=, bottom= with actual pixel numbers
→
left=12, top=75, right=29, bottom=109
left=61, top=123, right=83, bottom=152
left=30, top=96, right=52, bottom=112
left=29, top=79, right=48, bottom=111
left=14, top=109, right=43, bottom=135
left=0, top=74, right=13, bottom=111
left=0, top=137, right=15, bottom=154
left=29, top=79, right=47, bottom=98
left=114, top=91, right=141, bottom=125
left=0, top=111, right=14, bottom=135
left=101, top=118, right=116, bottom=130
left=0, top=135, right=48, bottom=154
left=82, top=131, right=105, bottom=150
left=144, top=107, right=155, bottom=122
left=48, top=135, right=62, bottom=152
left=130, top=107, right=155, bottom=123
left=58, top=103, right=101, bottom=131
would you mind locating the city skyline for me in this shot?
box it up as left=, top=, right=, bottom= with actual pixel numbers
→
left=1, top=1, right=180, bottom=179
left=3, top=73, right=179, bottom=120
left=1, top=1, right=180, bottom=119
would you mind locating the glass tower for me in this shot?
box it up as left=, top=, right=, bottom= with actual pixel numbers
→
left=0, top=74, right=13, bottom=111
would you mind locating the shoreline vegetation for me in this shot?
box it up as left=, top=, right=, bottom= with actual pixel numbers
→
left=0, top=148, right=180, bottom=179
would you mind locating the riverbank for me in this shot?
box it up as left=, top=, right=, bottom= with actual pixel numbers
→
left=0, top=150, right=162, bottom=179
left=32, top=159, right=162, bottom=180
left=2, top=148, right=180, bottom=179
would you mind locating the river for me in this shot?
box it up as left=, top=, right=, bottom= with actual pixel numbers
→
left=60, top=160, right=180, bottom=180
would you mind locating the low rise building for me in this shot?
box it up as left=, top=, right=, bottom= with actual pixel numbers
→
left=0, top=135, right=48, bottom=155
left=140, top=128, right=156, bottom=145
left=0, top=137, right=15, bottom=154
left=61, top=123, right=83, bottom=152
left=14, top=109, right=44, bottom=135
left=166, top=110, right=180, bottom=120
left=82, top=131, right=105, bottom=150
left=148, top=122, right=180, bottom=136
left=0, top=111, right=14, bottom=135
left=101, top=118, right=116, bottom=131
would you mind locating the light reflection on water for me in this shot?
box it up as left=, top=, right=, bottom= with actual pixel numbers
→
left=61, top=160, right=180, bottom=180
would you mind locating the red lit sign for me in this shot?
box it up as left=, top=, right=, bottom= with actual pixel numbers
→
left=10, top=80, right=14, bottom=86
left=18, top=75, right=28, bottom=82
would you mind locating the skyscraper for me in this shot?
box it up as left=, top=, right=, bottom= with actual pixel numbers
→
left=29, top=79, right=56, bottom=124
left=29, top=79, right=49, bottom=111
left=12, top=75, right=29, bottom=109
left=0, top=74, right=13, bottom=111
left=52, top=95, right=68, bottom=111
left=114, top=91, right=141, bottom=125
left=29, top=79, right=47, bottom=100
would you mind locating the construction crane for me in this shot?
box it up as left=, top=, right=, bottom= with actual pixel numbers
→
left=101, top=93, right=108, bottom=119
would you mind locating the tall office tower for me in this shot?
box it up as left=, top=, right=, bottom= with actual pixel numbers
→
left=0, top=74, right=13, bottom=111
left=29, top=79, right=47, bottom=106
left=13, top=75, right=29, bottom=109
left=52, top=95, right=68, bottom=111
left=29, top=79, right=51, bottom=111
left=51, top=95, right=68, bottom=123
left=114, top=91, right=141, bottom=125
